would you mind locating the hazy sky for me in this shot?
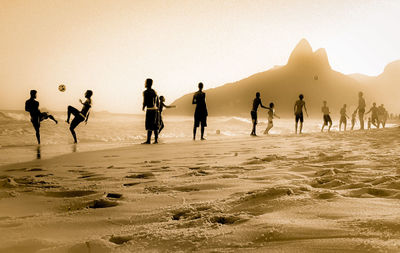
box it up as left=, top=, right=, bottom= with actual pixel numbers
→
left=1, top=0, right=399, bottom=113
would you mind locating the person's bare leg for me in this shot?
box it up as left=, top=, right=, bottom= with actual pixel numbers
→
left=251, top=123, right=256, bottom=135
left=201, top=126, right=205, bottom=140
left=193, top=127, right=197, bottom=140
left=344, top=123, right=347, bottom=131
left=48, top=115, right=58, bottom=124
left=328, top=122, right=332, bottom=132
left=321, top=124, right=325, bottom=132
left=295, top=122, right=298, bottom=134
left=153, top=130, right=158, bottom=144
left=359, top=113, right=364, bottom=130
left=299, top=122, right=303, bottom=134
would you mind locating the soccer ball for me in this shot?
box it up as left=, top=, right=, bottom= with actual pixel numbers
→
left=58, top=84, right=66, bottom=92
left=314, top=75, right=319, bottom=81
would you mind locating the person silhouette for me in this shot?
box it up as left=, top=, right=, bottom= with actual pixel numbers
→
left=250, top=92, right=268, bottom=136
left=192, top=82, right=208, bottom=140
left=355, top=92, right=366, bottom=130
left=142, top=79, right=159, bottom=144
left=339, top=104, right=350, bottom=131
left=25, top=90, right=58, bottom=144
left=366, top=102, right=379, bottom=128
left=158, top=96, right=176, bottom=134
left=351, top=111, right=357, bottom=130
left=263, top=102, right=280, bottom=134
left=66, top=90, right=93, bottom=143
left=294, top=94, right=308, bottom=134
left=321, top=101, right=332, bottom=132
left=378, top=104, right=388, bottom=128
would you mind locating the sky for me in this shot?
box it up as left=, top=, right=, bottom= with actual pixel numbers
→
left=1, top=0, right=399, bottom=113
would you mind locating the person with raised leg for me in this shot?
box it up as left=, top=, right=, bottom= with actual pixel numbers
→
left=66, top=90, right=93, bottom=143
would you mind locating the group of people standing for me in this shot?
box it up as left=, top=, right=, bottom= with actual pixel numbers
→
left=25, top=81, right=390, bottom=145
left=142, top=79, right=206, bottom=144
left=250, top=91, right=389, bottom=136
left=25, top=89, right=92, bottom=144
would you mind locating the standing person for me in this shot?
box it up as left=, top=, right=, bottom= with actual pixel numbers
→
left=378, top=104, right=388, bottom=128
left=142, top=78, right=159, bottom=144
left=339, top=104, right=350, bottom=131
left=263, top=102, right=280, bottom=134
left=294, top=94, right=308, bottom=134
left=66, top=90, right=93, bottom=143
left=250, top=92, right=268, bottom=136
left=192, top=82, right=208, bottom=140
left=355, top=92, right=366, bottom=130
left=158, top=96, right=176, bottom=134
left=25, top=90, right=58, bottom=144
left=321, top=101, right=332, bottom=132
left=351, top=111, right=357, bottom=130
left=366, top=102, right=379, bottom=128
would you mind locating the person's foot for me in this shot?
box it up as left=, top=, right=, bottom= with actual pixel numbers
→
left=153, top=141, right=158, bottom=144
left=141, top=141, right=150, bottom=144
left=55, top=120, right=58, bottom=124
left=201, top=137, right=206, bottom=141
left=66, top=120, right=70, bottom=124
left=263, top=130, right=268, bottom=135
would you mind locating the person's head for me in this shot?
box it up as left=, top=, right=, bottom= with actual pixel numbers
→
left=198, top=82, right=204, bottom=91
left=380, top=104, right=384, bottom=107
left=30, top=90, right=37, bottom=99
left=373, top=102, right=376, bottom=107
left=160, top=96, right=165, bottom=102
left=343, top=104, right=347, bottom=108
left=358, top=91, right=363, bottom=97
left=299, top=94, right=304, bottom=100
left=85, top=90, right=93, bottom=98
left=145, top=78, right=153, bottom=89
left=269, top=102, right=274, bottom=108
left=256, top=92, right=260, bottom=98
left=323, top=100, right=327, bottom=105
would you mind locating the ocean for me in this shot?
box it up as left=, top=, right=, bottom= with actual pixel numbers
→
left=0, top=110, right=397, bottom=166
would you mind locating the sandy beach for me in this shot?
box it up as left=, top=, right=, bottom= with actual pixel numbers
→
left=1, top=127, right=400, bottom=252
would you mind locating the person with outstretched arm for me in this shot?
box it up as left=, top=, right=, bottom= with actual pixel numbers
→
left=66, top=90, right=93, bottom=143
left=158, top=95, right=176, bottom=134
left=263, top=102, right=280, bottom=134
left=250, top=92, right=268, bottom=136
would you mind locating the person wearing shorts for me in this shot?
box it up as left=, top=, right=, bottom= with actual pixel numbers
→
left=250, top=92, right=268, bottom=136
left=321, top=101, right=332, bottom=132
left=294, top=94, right=308, bottom=134
left=339, top=104, right=349, bottom=131
left=142, top=79, right=159, bottom=144
left=192, top=82, right=208, bottom=140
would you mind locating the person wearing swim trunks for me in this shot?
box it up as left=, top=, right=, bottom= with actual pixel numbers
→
left=66, top=90, right=93, bottom=143
left=377, top=104, right=388, bottom=128
left=294, top=94, right=308, bottom=134
left=250, top=92, right=268, bottom=136
left=263, top=102, right=280, bottom=134
left=366, top=102, right=379, bottom=128
left=25, top=90, right=58, bottom=144
left=355, top=91, right=366, bottom=130
left=192, top=82, right=208, bottom=140
left=158, top=96, right=176, bottom=134
left=339, top=104, right=349, bottom=131
left=321, top=101, right=332, bottom=132
left=142, top=79, right=159, bottom=144
left=351, top=111, right=357, bottom=130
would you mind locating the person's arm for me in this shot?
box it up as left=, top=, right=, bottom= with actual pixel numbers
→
left=192, top=94, right=196, bottom=105
left=294, top=103, right=297, bottom=115
left=366, top=108, right=371, bottom=114
left=142, top=92, right=146, bottom=111
left=304, top=103, right=309, bottom=117
left=346, top=113, right=349, bottom=119
left=164, top=103, right=176, bottom=109
left=25, top=101, right=29, bottom=112
left=260, top=100, right=268, bottom=109
left=274, top=112, right=280, bottom=119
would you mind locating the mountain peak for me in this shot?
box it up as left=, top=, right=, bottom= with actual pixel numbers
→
left=287, top=39, right=313, bottom=66
left=314, top=48, right=330, bottom=68
left=287, top=39, right=330, bottom=69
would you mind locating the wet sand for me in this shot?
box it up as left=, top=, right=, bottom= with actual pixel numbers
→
left=1, top=127, right=400, bottom=252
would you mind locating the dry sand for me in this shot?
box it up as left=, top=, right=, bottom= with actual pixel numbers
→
left=1, top=128, right=400, bottom=252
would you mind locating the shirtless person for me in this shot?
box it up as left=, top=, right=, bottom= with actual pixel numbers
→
left=250, top=92, right=268, bottom=136
left=366, top=102, right=379, bottom=128
left=25, top=90, right=58, bottom=144
left=339, top=104, right=350, bottom=131
left=142, top=79, right=159, bottom=144
left=294, top=94, right=308, bottom=134
left=321, top=101, right=332, bottom=132
left=263, top=102, right=280, bottom=134
left=192, top=82, right=208, bottom=140
left=355, top=92, right=366, bottom=130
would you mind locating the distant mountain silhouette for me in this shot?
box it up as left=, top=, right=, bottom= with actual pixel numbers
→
left=169, top=39, right=398, bottom=117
